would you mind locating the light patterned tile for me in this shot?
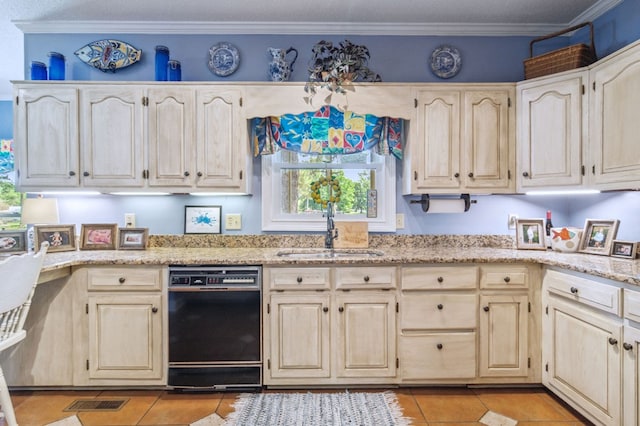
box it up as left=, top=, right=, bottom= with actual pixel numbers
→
left=414, top=392, right=488, bottom=422
left=138, top=391, right=223, bottom=425
left=473, top=388, right=576, bottom=422
left=14, top=390, right=101, bottom=426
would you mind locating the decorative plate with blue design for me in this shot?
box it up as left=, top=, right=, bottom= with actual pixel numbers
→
left=208, top=42, right=240, bottom=77
left=429, top=45, right=462, bottom=79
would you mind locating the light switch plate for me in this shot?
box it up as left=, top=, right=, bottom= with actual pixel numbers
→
left=124, top=213, right=136, bottom=228
left=225, top=213, right=242, bottom=230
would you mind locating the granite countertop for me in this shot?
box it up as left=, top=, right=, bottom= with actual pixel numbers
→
left=40, top=244, right=640, bottom=286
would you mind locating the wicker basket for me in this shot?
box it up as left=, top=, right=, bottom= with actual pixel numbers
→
left=524, top=22, right=597, bottom=79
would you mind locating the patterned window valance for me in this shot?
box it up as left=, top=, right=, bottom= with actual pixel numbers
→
left=251, top=106, right=403, bottom=159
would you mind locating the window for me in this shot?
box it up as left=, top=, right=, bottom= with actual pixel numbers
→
left=262, top=149, right=396, bottom=232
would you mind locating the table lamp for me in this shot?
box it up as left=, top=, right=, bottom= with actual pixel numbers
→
left=20, top=197, right=60, bottom=251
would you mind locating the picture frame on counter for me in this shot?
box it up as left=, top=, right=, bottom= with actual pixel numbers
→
left=80, top=223, right=118, bottom=250
left=0, top=230, right=27, bottom=254
left=516, top=218, right=546, bottom=250
left=184, top=205, right=222, bottom=234
left=118, top=227, right=149, bottom=250
left=610, top=240, right=638, bottom=259
left=579, top=219, right=620, bottom=256
left=35, top=225, right=76, bottom=253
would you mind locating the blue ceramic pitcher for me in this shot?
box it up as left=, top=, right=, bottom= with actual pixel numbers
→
left=268, top=47, right=298, bottom=82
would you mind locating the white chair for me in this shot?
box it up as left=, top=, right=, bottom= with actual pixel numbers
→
left=0, top=242, right=48, bottom=426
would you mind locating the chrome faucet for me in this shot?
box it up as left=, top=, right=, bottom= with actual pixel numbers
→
left=324, top=201, right=338, bottom=249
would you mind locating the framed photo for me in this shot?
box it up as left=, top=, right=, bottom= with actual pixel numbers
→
left=516, top=218, right=546, bottom=250
left=35, top=225, right=76, bottom=253
left=80, top=223, right=118, bottom=250
left=0, top=230, right=27, bottom=254
left=579, top=219, right=620, bottom=256
left=610, top=240, right=638, bottom=259
left=185, top=205, right=222, bottom=234
left=118, top=228, right=149, bottom=250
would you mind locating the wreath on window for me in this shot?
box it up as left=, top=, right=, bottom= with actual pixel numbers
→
left=310, top=176, right=341, bottom=208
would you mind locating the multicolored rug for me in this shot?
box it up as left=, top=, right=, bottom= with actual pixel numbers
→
left=223, top=391, right=410, bottom=425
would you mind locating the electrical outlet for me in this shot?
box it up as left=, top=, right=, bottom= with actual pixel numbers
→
left=396, top=213, right=405, bottom=229
left=225, top=213, right=242, bottom=230
left=124, top=213, right=136, bottom=228
left=508, top=213, right=518, bottom=230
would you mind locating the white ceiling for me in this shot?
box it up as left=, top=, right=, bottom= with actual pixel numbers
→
left=0, top=0, right=623, bottom=98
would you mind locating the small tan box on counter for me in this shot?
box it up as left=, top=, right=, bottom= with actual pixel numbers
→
left=333, top=221, right=369, bottom=248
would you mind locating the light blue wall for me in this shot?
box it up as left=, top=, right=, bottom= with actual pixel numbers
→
left=0, top=100, right=12, bottom=138
left=16, top=0, right=640, bottom=240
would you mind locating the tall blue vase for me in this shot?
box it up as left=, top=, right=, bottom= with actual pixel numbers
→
left=168, top=60, right=182, bottom=81
left=30, top=61, right=47, bottom=80
left=48, top=52, right=65, bottom=80
left=155, top=46, right=170, bottom=81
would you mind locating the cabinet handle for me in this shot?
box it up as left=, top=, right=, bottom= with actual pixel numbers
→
left=184, top=171, right=190, bottom=177
left=69, top=171, right=76, bottom=176
left=522, top=171, right=529, bottom=178
left=437, top=304, right=443, bottom=310
left=483, top=306, right=490, bottom=312
left=468, top=172, right=474, bottom=178
left=197, top=172, right=203, bottom=177
left=436, top=343, right=443, bottom=350
left=504, top=276, right=511, bottom=283
left=151, top=307, right=158, bottom=313
left=437, top=276, right=444, bottom=283
left=339, top=306, right=344, bottom=313
left=454, top=172, right=460, bottom=178
left=414, top=171, right=417, bottom=180
left=609, top=337, right=618, bottom=346
left=570, top=287, right=579, bottom=294
left=296, top=276, right=303, bottom=283
left=83, top=171, right=90, bottom=177
left=118, top=277, right=126, bottom=284
left=323, top=307, right=328, bottom=313
left=363, top=276, right=370, bottom=282
left=623, top=342, right=633, bottom=351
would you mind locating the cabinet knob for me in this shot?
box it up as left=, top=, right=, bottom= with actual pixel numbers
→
left=197, top=172, right=203, bottom=177
left=468, top=172, right=474, bottom=178
left=504, top=276, right=511, bottom=283
left=296, top=276, right=303, bottom=283
left=69, top=171, right=76, bottom=176
left=570, top=287, right=579, bottom=294
left=437, top=276, right=444, bottom=283
left=363, top=276, right=370, bottom=282
left=339, top=306, right=344, bottom=313
left=118, top=277, right=126, bottom=284
left=609, top=337, right=618, bottom=346
left=436, top=343, right=443, bottom=350
left=623, top=342, right=633, bottom=351
left=483, top=306, right=490, bottom=312
left=83, top=171, right=90, bottom=177
left=151, top=307, right=158, bottom=313
left=437, top=304, right=443, bottom=310
left=184, top=171, right=190, bottom=177
left=454, top=172, right=460, bottom=178
left=522, top=171, right=529, bottom=178
left=323, top=306, right=329, bottom=313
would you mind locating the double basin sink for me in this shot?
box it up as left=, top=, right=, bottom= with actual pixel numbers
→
left=276, top=248, right=384, bottom=259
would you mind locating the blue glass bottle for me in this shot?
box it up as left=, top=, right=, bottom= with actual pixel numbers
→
left=30, top=61, right=47, bottom=80
left=168, top=60, right=182, bottom=81
left=48, top=52, right=65, bottom=80
left=155, top=46, right=170, bottom=81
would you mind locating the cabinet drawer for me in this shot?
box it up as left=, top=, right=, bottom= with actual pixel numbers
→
left=86, top=266, right=163, bottom=291
left=624, top=289, right=640, bottom=323
left=335, top=266, right=396, bottom=289
left=401, top=293, right=477, bottom=330
left=401, top=266, right=478, bottom=290
left=480, top=265, right=529, bottom=289
left=400, top=332, right=476, bottom=380
left=267, top=267, right=331, bottom=290
left=545, top=270, right=621, bottom=315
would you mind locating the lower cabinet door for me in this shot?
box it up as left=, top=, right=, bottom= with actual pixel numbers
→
left=400, top=332, right=476, bottom=380
left=87, top=294, right=163, bottom=381
left=623, top=325, right=640, bottom=426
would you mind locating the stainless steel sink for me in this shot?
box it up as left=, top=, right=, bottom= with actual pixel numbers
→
left=276, top=248, right=384, bottom=259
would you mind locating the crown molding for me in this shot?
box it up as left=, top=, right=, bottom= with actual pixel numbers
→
left=13, top=20, right=579, bottom=37
left=570, top=0, right=623, bottom=26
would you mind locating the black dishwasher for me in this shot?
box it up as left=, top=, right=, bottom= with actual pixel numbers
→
left=167, top=265, right=262, bottom=391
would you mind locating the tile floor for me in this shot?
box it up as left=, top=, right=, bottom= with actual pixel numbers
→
left=6, top=386, right=593, bottom=425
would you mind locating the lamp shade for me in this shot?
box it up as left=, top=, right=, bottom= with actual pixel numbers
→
left=20, top=198, right=60, bottom=225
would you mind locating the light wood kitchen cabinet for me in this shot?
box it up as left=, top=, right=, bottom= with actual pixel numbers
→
left=516, top=71, right=588, bottom=191
left=406, top=85, right=515, bottom=194
left=623, top=289, right=640, bottom=426
left=80, top=87, right=145, bottom=188
left=14, top=86, right=79, bottom=189
left=590, top=40, right=640, bottom=190
left=75, top=265, right=165, bottom=385
left=542, top=269, right=622, bottom=426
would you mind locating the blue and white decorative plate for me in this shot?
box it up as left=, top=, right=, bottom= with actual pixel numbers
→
left=429, top=45, right=462, bottom=79
left=208, top=42, right=240, bottom=77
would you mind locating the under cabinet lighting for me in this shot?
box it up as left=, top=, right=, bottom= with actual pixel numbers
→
left=525, top=189, right=601, bottom=196
left=189, top=192, right=249, bottom=196
left=27, top=191, right=101, bottom=196
left=109, top=192, right=171, bottom=196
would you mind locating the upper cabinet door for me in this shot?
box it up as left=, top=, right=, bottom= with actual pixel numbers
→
left=517, top=72, right=587, bottom=191
left=15, top=87, right=79, bottom=189
left=463, top=89, right=514, bottom=191
left=411, top=90, right=462, bottom=192
left=195, top=87, right=248, bottom=191
left=80, top=87, right=145, bottom=188
left=590, top=44, right=640, bottom=190
left=147, top=87, right=196, bottom=188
